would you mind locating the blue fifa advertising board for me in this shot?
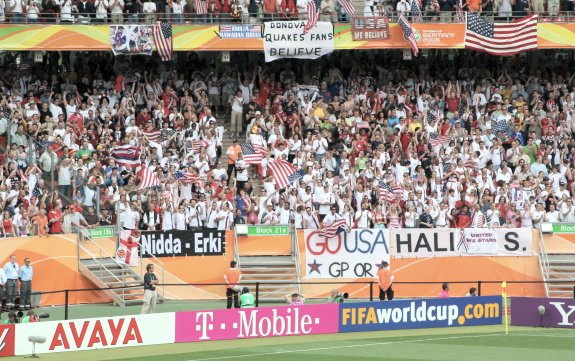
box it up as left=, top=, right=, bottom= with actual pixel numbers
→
left=339, top=296, right=502, bottom=332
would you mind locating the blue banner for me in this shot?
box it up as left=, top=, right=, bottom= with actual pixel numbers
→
left=339, top=296, right=502, bottom=332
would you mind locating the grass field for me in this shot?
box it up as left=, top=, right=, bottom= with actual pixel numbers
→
left=7, top=325, right=575, bottom=361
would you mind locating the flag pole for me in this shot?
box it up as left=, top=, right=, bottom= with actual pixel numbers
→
left=502, top=281, right=509, bottom=335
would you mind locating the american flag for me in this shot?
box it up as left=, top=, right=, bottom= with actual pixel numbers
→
left=304, top=0, right=322, bottom=34
left=464, top=158, right=475, bottom=169
left=399, top=15, right=418, bottom=57
left=410, top=0, right=422, bottom=22
left=318, top=218, right=347, bottom=239
left=161, top=128, right=176, bottom=141
left=192, top=139, right=209, bottom=152
left=175, top=170, right=200, bottom=183
left=268, top=159, right=304, bottom=189
left=241, top=143, right=267, bottom=164
left=455, top=0, right=465, bottom=22
left=153, top=22, right=173, bottom=62
left=194, top=0, right=208, bottom=14
left=111, top=145, right=141, bottom=167
left=143, top=129, right=161, bottom=142
left=337, top=0, right=354, bottom=16
left=137, top=166, right=161, bottom=190
left=429, top=133, right=451, bottom=147
left=379, top=181, right=400, bottom=203
left=465, top=13, right=538, bottom=56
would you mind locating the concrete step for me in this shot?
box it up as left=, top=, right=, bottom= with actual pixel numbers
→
left=548, top=284, right=575, bottom=289
left=241, top=273, right=298, bottom=278
left=240, top=266, right=297, bottom=272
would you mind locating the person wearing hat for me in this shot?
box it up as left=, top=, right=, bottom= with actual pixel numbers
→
left=377, top=261, right=394, bottom=301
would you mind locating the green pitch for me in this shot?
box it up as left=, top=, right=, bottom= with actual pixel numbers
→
left=9, top=325, right=575, bottom=361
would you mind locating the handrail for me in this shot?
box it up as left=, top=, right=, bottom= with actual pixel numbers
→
left=233, top=225, right=240, bottom=267
left=537, top=225, right=550, bottom=297
left=3, top=10, right=575, bottom=25
left=77, top=228, right=126, bottom=287
left=292, top=225, right=302, bottom=295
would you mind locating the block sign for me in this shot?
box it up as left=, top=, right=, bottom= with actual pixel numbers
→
left=352, top=16, right=390, bottom=41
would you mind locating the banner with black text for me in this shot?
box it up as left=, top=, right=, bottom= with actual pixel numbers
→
left=140, top=230, right=226, bottom=258
left=391, top=228, right=532, bottom=258
left=304, top=229, right=390, bottom=279
left=263, top=21, right=334, bottom=62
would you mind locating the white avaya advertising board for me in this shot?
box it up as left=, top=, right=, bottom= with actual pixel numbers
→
left=14, top=313, right=175, bottom=355
left=391, top=228, right=532, bottom=258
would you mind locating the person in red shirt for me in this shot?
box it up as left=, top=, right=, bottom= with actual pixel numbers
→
left=455, top=206, right=471, bottom=228
left=48, top=203, right=63, bottom=234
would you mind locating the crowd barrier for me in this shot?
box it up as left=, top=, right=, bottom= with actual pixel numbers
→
left=0, top=296, right=504, bottom=357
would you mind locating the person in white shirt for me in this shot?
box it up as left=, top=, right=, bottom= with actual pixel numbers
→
left=172, top=0, right=186, bottom=24
left=312, top=133, right=328, bottom=162
left=316, top=184, right=334, bottom=221
left=322, top=206, right=342, bottom=227
left=395, top=0, right=410, bottom=16
left=216, top=203, right=234, bottom=230
left=229, top=90, right=244, bottom=138
left=354, top=203, right=373, bottom=229
left=205, top=202, right=219, bottom=229
left=186, top=199, right=204, bottom=229
left=109, top=0, right=124, bottom=23
left=545, top=204, right=560, bottom=223
left=261, top=204, right=279, bottom=225
left=303, top=207, right=320, bottom=229
left=94, top=0, right=109, bottom=22
left=174, top=205, right=187, bottom=230
left=123, top=203, right=141, bottom=230
left=278, top=203, right=293, bottom=225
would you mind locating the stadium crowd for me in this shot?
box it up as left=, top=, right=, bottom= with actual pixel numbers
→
left=0, top=0, right=571, bottom=24
left=0, top=50, right=574, bottom=236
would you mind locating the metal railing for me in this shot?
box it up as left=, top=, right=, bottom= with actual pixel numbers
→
left=292, top=226, right=302, bottom=295
left=15, top=279, right=575, bottom=321
left=537, top=225, right=551, bottom=297
left=3, top=10, right=575, bottom=25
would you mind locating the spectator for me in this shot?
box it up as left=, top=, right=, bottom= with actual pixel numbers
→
left=439, top=283, right=450, bottom=298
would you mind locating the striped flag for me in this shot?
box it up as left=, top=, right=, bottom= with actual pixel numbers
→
left=337, top=0, right=354, bottom=16
left=175, top=170, right=200, bottom=183
left=429, top=134, right=452, bottom=147
left=465, top=13, right=538, bottom=56
left=153, top=22, right=173, bottom=62
left=268, top=159, right=304, bottom=189
left=137, top=166, right=161, bottom=190
left=318, top=218, right=347, bottom=239
left=192, top=139, right=209, bottom=152
left=142, top=129, right=161, bottom=142
left=304, top=0, right=322, bottom=34
left=455, top=0, right=465, bottom=22
left=161, top=128, right=176, bottom=141
left=379, top=181, right=398, bottom=203
left=241, top=143, right=267, bottom=164
left=194, top=0, right=208, bottom=14
left=399, top=15, right=419, bottom=57
left=111, top=144, right=141, bottom=167
left=410, top=0, right=422, bottom=22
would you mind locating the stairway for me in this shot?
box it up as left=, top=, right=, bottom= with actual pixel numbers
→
left=546, top=254, right=575, bottom=298
left=79, top=257, right=164, bottom=306
left=238, top=255, right=300, bottom=301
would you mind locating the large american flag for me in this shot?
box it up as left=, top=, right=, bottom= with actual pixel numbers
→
left=111, top=144, right=141, bottom=167
left=318, top=218, right=347, bottom=239
left=429, top=133, right=452, bottom=147
left=379, top=181, right=397, bottom=203
left=194, top=0, right=208, bottom=14
left=137, top=166, right=161, bottom=190
left=465, top=13, right=538, bottom=56
left=153, top=22, right=173, bottom=62
left=337, top=0, right=354, bottom=16
left=399, top=15, right=418, bottom=57
left=304, top=0, right=322, bottom=34
left=241, top=143, right=268, bottom=164
left=268, top=159, right=304, bottom=189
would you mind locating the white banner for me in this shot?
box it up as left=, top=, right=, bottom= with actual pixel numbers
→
left=15, top=313, right=175, bottom=355
left=304, top=229, right=390, bottom=279
left=116, top=229, right=141, bottom=267
left=391, top=228, right=533, bottom=258
left=263, top=21, right=334, bottom=62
